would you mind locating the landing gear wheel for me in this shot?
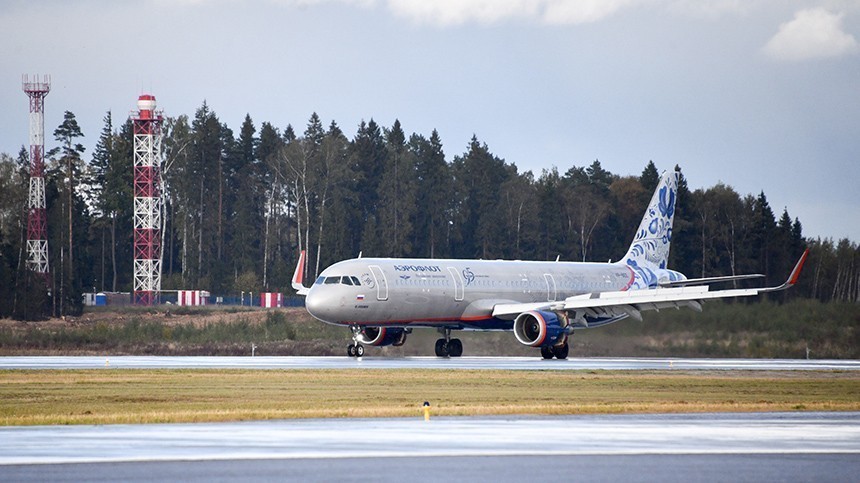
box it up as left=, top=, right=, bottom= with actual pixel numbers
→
left=540, top=345, right=554, bottom=359
left=347, top=344, right=356, bottom=357
left=355, top=344, right=365, bottom=357
left=448, top=338, right=463, bottom=357
left=434, top=338, right=449, bottom=357
left=551, top=342, right=569, bottom=360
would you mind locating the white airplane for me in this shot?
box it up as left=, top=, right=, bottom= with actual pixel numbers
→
left=292, top=170, right=808, bottom=358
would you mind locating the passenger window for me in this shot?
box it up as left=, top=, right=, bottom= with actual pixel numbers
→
left=351, top=276, right=361, bottom=286
left=324, top=276, right=341, bottom=284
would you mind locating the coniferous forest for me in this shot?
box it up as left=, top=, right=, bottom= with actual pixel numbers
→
left=1, top=103, right=858, bottom=320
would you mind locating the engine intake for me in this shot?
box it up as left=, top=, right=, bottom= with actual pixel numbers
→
left=357, top=327, right=407, bottom=347
left=513, top=310, right=566, bottom=347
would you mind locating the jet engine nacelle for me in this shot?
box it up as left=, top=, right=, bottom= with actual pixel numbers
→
left=513, top=310, right=566, bottom=347
left=357, top=327, right=408, bottom=347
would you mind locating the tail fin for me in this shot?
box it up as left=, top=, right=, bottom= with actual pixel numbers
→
left=621, top=170, right=679, bottom=270
left=292, top=250, right=309, bottom=296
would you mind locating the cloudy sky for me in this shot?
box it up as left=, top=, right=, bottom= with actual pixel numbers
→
left=2, top=0, right=858, bottom=241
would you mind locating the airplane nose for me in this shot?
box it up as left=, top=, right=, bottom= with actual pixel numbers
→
left=304, top=289, right=329, bottom=322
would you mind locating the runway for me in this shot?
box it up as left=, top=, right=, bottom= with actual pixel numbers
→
left=1, top=413, right=858, bottom=482
left=1, top=355, right=858, bottom=371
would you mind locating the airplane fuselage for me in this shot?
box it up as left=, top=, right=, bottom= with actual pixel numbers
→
left=304, top=257, right=637, bottom=330
left=296, top=170, right=806, bottom=359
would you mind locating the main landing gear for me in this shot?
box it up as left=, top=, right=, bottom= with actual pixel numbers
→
left=540, top=343, right=569, bottom=360
left=435, top=328, right=463, bottom=357
left=541, top=334, right=570, bottom=360
left=347, top=326, right=364, bottom=357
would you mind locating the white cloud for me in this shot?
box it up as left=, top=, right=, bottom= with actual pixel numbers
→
left=385, top=0, right=651, bottom=26
left=159, top=0, right=758, bottom=26
left=386, top=0, right=536, bottom=26
left=540, top=0, right=641, bottom=25
left=665, top=0, right=750, bottom=19
left=764, top=8, right=859, bottom=61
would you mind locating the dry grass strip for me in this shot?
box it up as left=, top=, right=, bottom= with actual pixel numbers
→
left=1, top=369, right=858, bottom=426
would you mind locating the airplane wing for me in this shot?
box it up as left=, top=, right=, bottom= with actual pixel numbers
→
left=292, top=250, right=310, bottom=296
left=492, top=249, right=809, bottom=324
left=658, top=273, right=764, bottom=287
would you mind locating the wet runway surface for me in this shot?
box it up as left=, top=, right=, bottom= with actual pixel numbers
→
left=3, top=357, right=857, bottom=480
left=2, top=355, right=858, bottom=371
left=2, top=413, right=858, bottom=482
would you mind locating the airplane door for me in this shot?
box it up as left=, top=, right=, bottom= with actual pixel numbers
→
left=368, top=265, right=388, bottom=301
left=544, top=273, right=557, bottom=302
left=447, top=267, right=464, bottom=302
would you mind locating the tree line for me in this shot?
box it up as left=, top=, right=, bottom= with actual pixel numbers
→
left=1, top=103, right=858, bottom=319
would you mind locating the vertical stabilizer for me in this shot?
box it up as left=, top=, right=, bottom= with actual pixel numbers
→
left=292, top=250, right=309, bottom=296
left=621, top=170, right=678, bottom=270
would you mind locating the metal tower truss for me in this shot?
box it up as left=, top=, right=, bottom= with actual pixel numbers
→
left=22, top=75, right=51, bottom=278
left=131, top=95, right=164, bottom=305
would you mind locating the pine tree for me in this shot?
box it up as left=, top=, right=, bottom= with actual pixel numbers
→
left=256, top=122, right=283, bottom=289
left=0, top=154, right=31, bottom=318
left=314, top=119, right=352, bottom=271
left=536, top=168, right=563, bottom=260
left=586, top=159, right=614, bottom=188
left=451, top=136, right=509, bottom=258
left=411, top=130, right=450, bottom=258
left=350, top=120, right=387, bottom=255
left=639, top=160, right=659, bottom=191
left=376, top=119, right=415, bottom=257
left=283, top=124, right=296, bottom=144
left=162, top=115, right=193, bottom=288
left=50, top=111, right=86, bottom=316
left=88, top=112, right=113, bottom=291
left=189, top=101, right=223, bottom=287
left=229, top=114, right=263, bottom=285
left=751, top=191, right=777, bottom=284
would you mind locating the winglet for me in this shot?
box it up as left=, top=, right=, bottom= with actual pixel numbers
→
left=292, top=250, right=309, bottom=296
left=762, top=248, right=810, bottom=293
left=787, top=248, right=810, bottom=286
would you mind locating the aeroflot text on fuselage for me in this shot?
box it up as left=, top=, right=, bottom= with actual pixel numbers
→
left=393, top=265, right=442, bottom=272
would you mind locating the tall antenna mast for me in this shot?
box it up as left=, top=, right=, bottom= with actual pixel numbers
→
left=131, top=94, right=164, bottom=305
left=22, top=74, right=51, bottom=280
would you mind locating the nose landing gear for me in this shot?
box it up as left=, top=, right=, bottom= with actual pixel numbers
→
left=347, top=343, right=364, bottom=357
left=347, top=326, right=364, bottom=357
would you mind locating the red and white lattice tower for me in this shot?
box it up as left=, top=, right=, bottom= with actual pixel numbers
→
left=22, top=75, right=51, bottom=279
left=131, top=94, right=164, bottom=305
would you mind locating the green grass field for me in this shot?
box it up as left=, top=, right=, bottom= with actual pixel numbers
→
left=1, top=369, right=857, bottom=425
left=1, top=299, right=857, bottom=357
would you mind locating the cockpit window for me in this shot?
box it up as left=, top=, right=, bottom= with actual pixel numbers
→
left=317, top=275, right=362, bottom=286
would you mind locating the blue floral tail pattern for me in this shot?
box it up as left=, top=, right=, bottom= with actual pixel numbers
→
left=621, top=170, right=678, bottom=274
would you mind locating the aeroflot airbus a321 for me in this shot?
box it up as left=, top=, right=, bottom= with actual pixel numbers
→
left=292, top=170, right=808, bottom=358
